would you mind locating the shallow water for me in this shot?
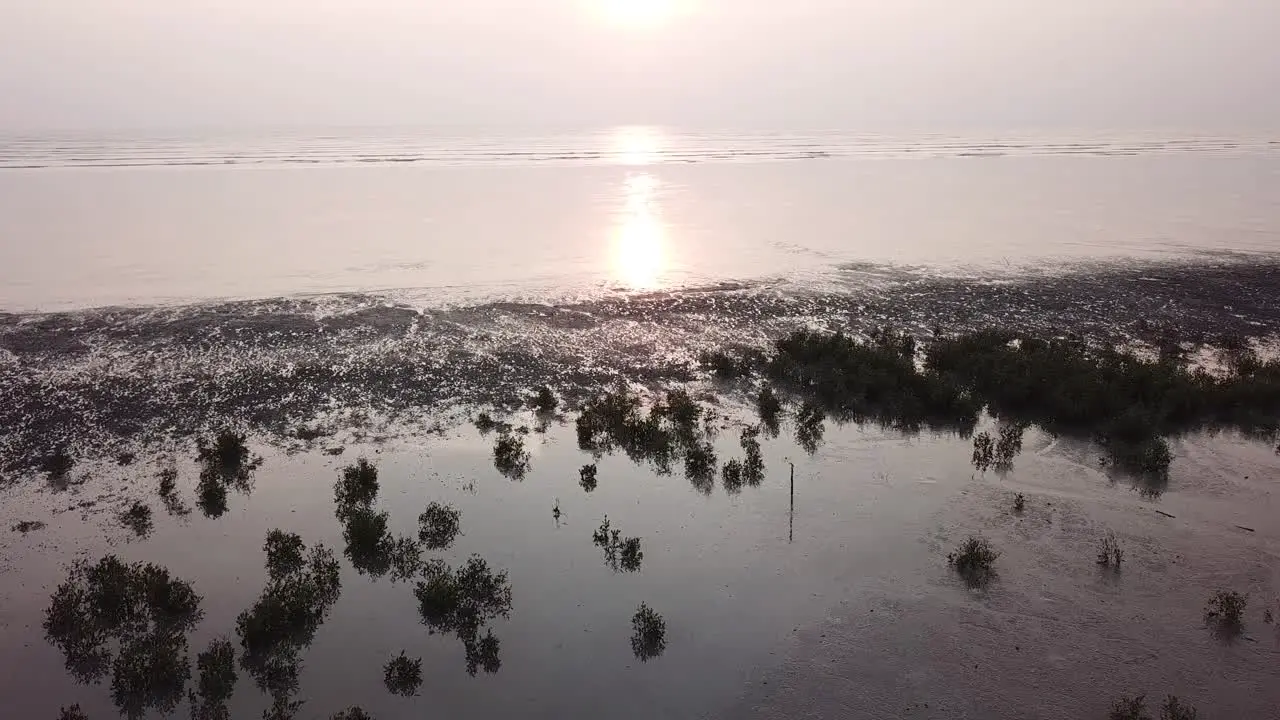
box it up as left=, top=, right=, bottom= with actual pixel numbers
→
left=2, top=411, right=1277, bottom=720
left=734, top=430, right=1280, bottom=720
left=0, top=414, right=960, bottom=719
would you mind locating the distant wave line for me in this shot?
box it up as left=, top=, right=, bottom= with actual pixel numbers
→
left=0, top=135, right=1274, bottom=169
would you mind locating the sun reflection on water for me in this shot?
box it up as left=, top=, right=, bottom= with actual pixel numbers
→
left=612, top=173, right=666, bottom=290
left=609, top=126, right=663, bottom=166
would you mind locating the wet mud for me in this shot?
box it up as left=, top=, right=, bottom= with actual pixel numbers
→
left=3, top=255, right=1278, bottom=479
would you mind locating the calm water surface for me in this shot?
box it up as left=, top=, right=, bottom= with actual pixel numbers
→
left=1, top=128, right=1278, bottom=311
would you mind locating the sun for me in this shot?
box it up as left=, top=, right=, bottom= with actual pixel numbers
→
left=597, top=0, right=681, bottom=28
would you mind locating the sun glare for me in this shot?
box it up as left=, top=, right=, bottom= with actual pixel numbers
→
left=612, top=173, right=666, bottom=290
left=610, top=126, right=663, bottom=166
left=597, top=0, right=681, bottom=28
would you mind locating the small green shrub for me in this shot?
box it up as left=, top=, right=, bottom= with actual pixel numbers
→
left=192, top=430, right=260, bottom=519
left=770, top=329, right=977, bottom=431
left=111, top=629, right=191, bottom=717
left=237, top=542, right=342, bottom=697
left=13, top=520, right=46, bottom=533
left=119, top=502, right=153, bottom=538
left=741, top=425, right=766, bottom=486
left=463, top=629, right=502, bottom=676
left=1204, top=590, right=1247, bottom=631
left=493, top=433, right=530, bottom=479
left=721, top=458, right=744, bottom=493
left=699, top=348, right=761, bottom=380
left=618, top=537, right=643, bottom=572
left=42, top=445, right=74, bottom=477
left=414, top=556, right=513, bottom=638
left=336, top=458, right=379, bottom=514
left=592, top=517, right=643, bottom=573
left=413, top=555, right=509, bottom=676
left=329, top=708, right=373, bottom=720
left=387, top=537, right=424, bottom=583
left=295, top=425, right=327, bottom=441
left=190, top=636, right=237, bottom=718
left=158, top=467, right=178, bottom=496
left=656, top=389, right=702, bottom=439
left=757, top=385, right=782, bottom=434
left=683, top=440, right=717, bottom=489
left=794, top=402, right=825, bottom=455
left=383, top=651, right=423, bottom=697
left=264, top=530, right=307, bottom=580
left=197, top=428, right=251, bottom=470
left=579, top=463, right=598, bottom=492
left=531, top=386, right=558, bottom=414
left=972, top=432, right=995, bottom=472
left=1097, top=531, right=1124, bottom=568
left=264, top=698, right=304, bottom=720
left=1108, top=695, right=1151, bottom=720
left=994, top=423, right=1024, bottom=469
left=341, top=506, right=395, bottom=577
left=1106, top=435, right=1173, bottom=477
left=947, top=536, right=999, bottom=586
left=1160, top=696, right=1198, bottom=720
left=474, top=412, right=500, bottom=434
left=44, top=555, right=203, bottom=697
left=196, top=472, right=229, bottom=519
left=630, top=603, right=667, bottom=661
left=58, top=706, right=89, bottom=720
left=418, top=502, right=462, bottom=550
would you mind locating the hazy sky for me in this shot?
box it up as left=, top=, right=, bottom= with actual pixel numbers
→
left=2, top=0, right=1278, bottom=132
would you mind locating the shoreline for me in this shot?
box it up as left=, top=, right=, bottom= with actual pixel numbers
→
left=3, top=255, right=1280, bottom=479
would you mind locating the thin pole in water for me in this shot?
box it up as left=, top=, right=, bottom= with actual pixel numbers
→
left=789, top=461, right=795, bottom=543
